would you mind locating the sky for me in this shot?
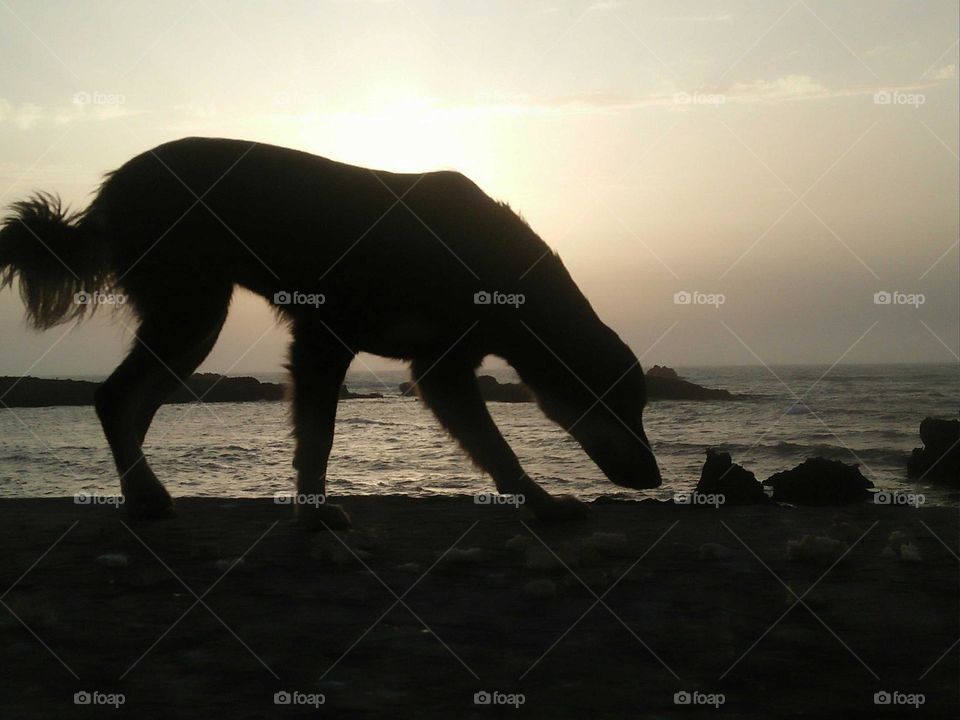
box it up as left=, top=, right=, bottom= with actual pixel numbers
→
left=0, top=0, right=957, bottom=377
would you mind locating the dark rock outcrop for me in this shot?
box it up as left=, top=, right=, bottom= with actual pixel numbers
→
left=400, top=368, right=738, bottom=402
left=907, top=417, right=959, bottom=483
left=475, top=375, right=533, bottom=402
left=0, top=375, right=380, bottom=407
left=646, top=365, right=679, bottom=379
left=645, top=374, right=735, bottom=401
left=696, top=448, right=770, bottom=504
left=763, top=458, right=874, bottom=505
left=0, top=376, right=100, bottom=407
left=171, top=373, right=284, bottom=403
left=339, top=385, right=384, bottom=400
left=400, top=375, right=532, bottom=402
left=645, top=365, right=738, bottom=400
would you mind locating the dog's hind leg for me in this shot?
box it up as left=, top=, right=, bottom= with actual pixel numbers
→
left=133, top=304, right=229, bottom=445
left=411, top=357, right=588, bottom=522
left=95, top=288, right=231, bottom=519
left=288, top=324, right=354, bottom=530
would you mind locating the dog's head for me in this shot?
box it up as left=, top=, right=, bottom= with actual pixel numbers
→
left=531, top=329, right=662, bottom=490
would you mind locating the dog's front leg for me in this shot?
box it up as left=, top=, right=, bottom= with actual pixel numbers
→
left=411, top=356, right=587, bottom=522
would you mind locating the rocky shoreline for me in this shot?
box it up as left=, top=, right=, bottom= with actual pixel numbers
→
left=0, top=373, right=382, bottom=407
left=1, top=366, right=738, bottom=409
left=399, top=366, right=742, bottom=402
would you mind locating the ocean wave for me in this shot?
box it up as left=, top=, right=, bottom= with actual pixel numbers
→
left=338, top=418, right=400, bottom=427
left=0, top=453, right=33, bottom=462
left=656, top=440, right=910, bottom=466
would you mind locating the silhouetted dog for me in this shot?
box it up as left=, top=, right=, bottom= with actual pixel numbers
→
left=1, top=138, right=661, bottom=528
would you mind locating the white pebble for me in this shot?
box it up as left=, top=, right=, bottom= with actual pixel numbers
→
left=441, top=547, right=484, bottom=566
left=899, top=542, right=923, bottom=563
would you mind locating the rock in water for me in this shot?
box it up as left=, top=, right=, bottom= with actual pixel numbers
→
left=696, top=449, right=770, bottom=504
left=764, top=458, right=874, bottom=505
left=399, top=367, right=743, bottom=402
left=400, top=375, right=531, bottom=402
left=645, top=365, right=679, bottom=379
left=338, top=385, right=384, bottom=400
left=907, top=417, right=959, bottom=483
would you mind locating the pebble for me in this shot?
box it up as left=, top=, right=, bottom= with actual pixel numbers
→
left=786, top=535, right=848, bottom=564
left=585, top=532, right=628, bottom=555
left=698, top=543, right=734, bottom=560
left=524, top=578, right=557, bottom=600
left=96, top=553, right=130, bottom=568
left=525, top=546, right=562, bottom=571
left=505, top=534, right=533, bottom=551
left=440, top=547, right=484, bottom=566
left=899, top=542, right=923, bottom=563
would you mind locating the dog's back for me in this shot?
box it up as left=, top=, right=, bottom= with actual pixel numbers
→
left=87, top=137, right=569, bottom=358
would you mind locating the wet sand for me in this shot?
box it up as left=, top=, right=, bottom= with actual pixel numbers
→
left=0, top=497, right=956, bottom=718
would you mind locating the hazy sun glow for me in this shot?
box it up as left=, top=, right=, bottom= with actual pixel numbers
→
left=0, top=0, right=956, bottom=375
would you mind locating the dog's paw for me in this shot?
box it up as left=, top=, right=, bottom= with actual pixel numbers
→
left=123, top=480, right=174, bottom=521
left=296, top=502, right=352, bottom=531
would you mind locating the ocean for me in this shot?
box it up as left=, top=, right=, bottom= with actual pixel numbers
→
left=1, top=364, right=957, bottom=505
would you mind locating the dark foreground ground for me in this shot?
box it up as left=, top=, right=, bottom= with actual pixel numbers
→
left=0, top=497, right=956, bottom=719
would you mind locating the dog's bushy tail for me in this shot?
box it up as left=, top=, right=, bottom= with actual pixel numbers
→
left=0, top=192, right=108, bottom=329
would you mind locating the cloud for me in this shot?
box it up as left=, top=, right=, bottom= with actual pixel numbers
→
left=588, top=1, right=623, bottom=10
left=726, top=74, right=828, bottom=101
left=933, top=64, right=957, bottom=80
left=0, top=100, right=44, bottom=130
left=460, top=71, right=957, bottom=116
left=660, top=14, right=733, bottom=22
left=0, top=96, right=141, bottom=129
